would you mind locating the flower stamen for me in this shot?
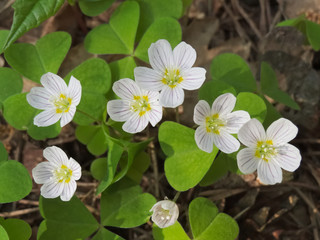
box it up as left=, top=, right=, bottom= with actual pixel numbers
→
left=54, top=94, right=72, bottom=113
left=54, top=164, right=73, bottom=183
left=205, top=113, right=226, bottom=134
left=161, top=68, right=183, bottom=88
left=255, top=140, right=277, bottom=162
left=131, top=95, right=151, bottom=116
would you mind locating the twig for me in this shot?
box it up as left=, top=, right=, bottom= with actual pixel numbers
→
left=259, top=0, right=267, bottom=35
left=77, top=182, right=98, bottom=188
left=294, top=187, right=320, bottom=219
left=149, top=141, right=159, bottom=198
left=308, top=194, right=320, bottom=240
left=0, top=208, right=39, bottom=218
left=18, top=199, right=39, bottom=206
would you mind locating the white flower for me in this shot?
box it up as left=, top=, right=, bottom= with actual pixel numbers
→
left=27, top=72, right=82, bottom=127
left=107, top=78, right=162, bottom=134
left=134, top=39, right=206, bottom=108
left=32, top=146, right=81, bottom=201
left=237, top=118, right=301, bottom=185
left=150, top=200, right=179, bottom=228
left=193, top=93, right=250, bottom=153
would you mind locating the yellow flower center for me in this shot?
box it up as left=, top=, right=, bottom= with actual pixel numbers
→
left=205, top=113, right=225, bottom=135
left=54, top=94, right=72, bottom=113
left=161, top=68, right=183, bottom=88
left=54, top=164, right=73, bottom=183
left=131, top=96, right=151, bottom=116
left=255, top=140, right=277, bottom=162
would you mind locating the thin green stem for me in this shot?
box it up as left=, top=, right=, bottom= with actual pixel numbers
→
left=76, top=109, right=101, bottom=123
left=175, top=107, right=180, bottom=123
left=173, top=191, right=181, bottom=202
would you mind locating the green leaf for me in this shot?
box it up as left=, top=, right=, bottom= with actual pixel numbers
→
left=198, top=80, right=237, bottom=105
left=3, top=93, right=61, bottom=140
left=0, top=30, right=9, bottom=54
left=76, top=125, right=108, bottom=155
left=233, top=92, right=267, bottom=122
left=305, top=20, right=320, bottom=51
left=189, top=198, right=239, bottom=240
left=210, top=53, right=256, bottom=93
left=65, top=58, right=111, bottom=125
left=124, top=151, right=150, bottom=183
left=134, top=0, right=183, bottom=42
left=3, top=0, right=64, bottom=51
left=159, top=121, right=218, bottom=191
left=0, top=218, right=31, bottom=240
left=0, top=160, right=32, bottom=203
left=135, top=17, right=182, bottom=63
left=38, top=196, right=99, bottom=240
left=261, top=95, right=281, bottom=128
left=0, top=143, right=8, bottom=164
left=79, top=0, right=116, bottom=17
left=84, top=1, right=139, bottom=54
left=0, top=68, right=23, bottom=108
left=153, top=222, right=190, bottom=240
left=5, top=32, right=71, bottom=83
left=276, top=17, right=304, bottom=27
left=92, top=228, right=125, bottom=240
left=200, top=152, right=238, bottom=186
left=0, top=225, right=9, bottom=240
left=90, top=157, right=108, bottom=181
left=260, top=62, right=300, bottom=110
left=101, top=178, right=156, bottom=228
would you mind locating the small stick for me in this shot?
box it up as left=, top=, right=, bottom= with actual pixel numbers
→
left=149, top=141, right=160, bottom=198
left=0, top=208, right=39, bottom=218
left=18, top=199, right=39, bottom=206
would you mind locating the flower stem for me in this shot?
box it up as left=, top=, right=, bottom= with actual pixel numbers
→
left=173, top=191, right=181, bottom=202
left=175, top=107, right=180, bottom=123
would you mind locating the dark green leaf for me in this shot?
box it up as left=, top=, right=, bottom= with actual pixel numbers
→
left=305, top=20, right=320, bottom=51
left=0, top=68, right=23, bottom=108
left=0, top=218, right=32, bottom=240
left=0, top=30, right=9, bottom=54
left=91, top=228, right=125, bottom=240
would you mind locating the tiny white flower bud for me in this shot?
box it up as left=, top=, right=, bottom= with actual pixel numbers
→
left=150, top=200, right=179, bottom=228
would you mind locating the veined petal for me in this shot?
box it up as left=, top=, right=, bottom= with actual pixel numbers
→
left=40, top=72, right=68, bottom=96
left=193, top=100, right=211, bottom=125
left=113, top=78, right=141, bottom=100
left=180, top=67, right=206, bottom=90
left=43, top=146, right=69, bottom=168
left=238, top=119, right=266, bottom=147
left=60, top=180, right=77, bottom=201
left=40, top=180, right=64, bottom=199
left=173, top=41, right=196, bottom=69
left=134, top=67, right=163, bottom=91
left=266, top=118, right=298, bottom=145
left=144, top=90, right=160, bottom=103
left=195, top=125, right=214, bottom=153
left=148, top=39, right=173, bottom=73
left=211, top=93, right=236, bottom=116
left=68, top=157, right=82, bottom=180
left=257, top=159, right=282, bottom=185
left=60, top=105, right=76, bottom=127
left=237, top=148, right=258, bottom=174
left=147, top=103, right=163, bottom=127
left=275, top=144, right=301, bottom=172
left=212, top=130, right=240, bottom=154
left=225, top=110, right=251, bottom=134
left=107, top=99, right=132, bottom=122
left=122, top=112, right=149, bottom=133
left=67, top=76, right=82, bottom=106
left=34, top=109, right=61, bottom=127
left=32, top=162, right=54, bottom=184
left=159, top=85, right=184, bottom=108
left=27, top=87, right=52, bottom=110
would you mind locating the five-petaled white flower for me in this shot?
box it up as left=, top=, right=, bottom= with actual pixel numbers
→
left=237, top=118, right=301, bottom=185
left=32, top=146, right=82, bottom=201
left=27, top=72, right=82, bottom=127
left=134, top=39, right=206, bottom=108
left=150, top=200, right=179, bottom=228
left=193, top=93, right=250, bottom=153
left=107, top=78, right=163, bottom=134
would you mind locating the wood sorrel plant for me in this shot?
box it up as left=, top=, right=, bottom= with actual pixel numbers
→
left=0, top=0, right=311, bottom=239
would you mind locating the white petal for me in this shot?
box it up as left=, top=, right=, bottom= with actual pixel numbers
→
left=32, top=162, right=54, bottom=184
left=275, top=144, right=301, bottom=172
left=237, top=148, right=258, bottom=174
left=159, top=85, right=184, bottom=108
left=257, top=159, right=282, bottom=185
left=150, top=200, right=179, bottom=229
left=148, top=39, right=173, bottom=73
left=60, top=106, right=76, bottom=127
left=68, top=157, right=82, bottom=180
left=112, top=78, right=141, bottom=100
left=173, top=41, right=196, bottom=69
left=225, top=110, right=251, bottom=134
left=43, top=146, right=69, bottom=168
left=266, top=118, right=298, bottom=145
left=238, top=119, right=266, bottom=147
left=27, top=87, right=53, bottom=110
left=193, top=100, right=211, bottom=125
left=40, top=72, right=68, bottom=96
left=60, top=180, right=77, bottom=201
left=195, top=126, right=214, bottom=153
left=134, top=67, right=163, bottom=91
left=107, top=100, right=132, bottom=122
left=211, top=93, right=236, bottom=116
left=40, top=180, right=64, bottom=199
left=122, top=112, right=149, bottom=133
left=145, top=90, right=160, bottom=103
left=212, top=130, right=240, bottom=153
left=180, top=67, right=206, bottom=90
left=147, top=103, right=162, bottom=127
left=67, top=76, right=82, bottom=106
left=34, top=109, right=61, bottom=127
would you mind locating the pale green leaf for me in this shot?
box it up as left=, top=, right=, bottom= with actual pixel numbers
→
left=0, top=68, right=23, bottom=108
left=79, top=0, right=116, bottom=17
left=152, top=222, right=190, bottom=240
left=0, top=218, right=31, bottom=240
left=91, top=228, right=125, bottom=240
left=0, top=30, right=9, bottom=54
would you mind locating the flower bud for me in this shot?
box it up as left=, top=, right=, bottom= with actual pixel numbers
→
left=150, top=200, right=179, bottom=228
